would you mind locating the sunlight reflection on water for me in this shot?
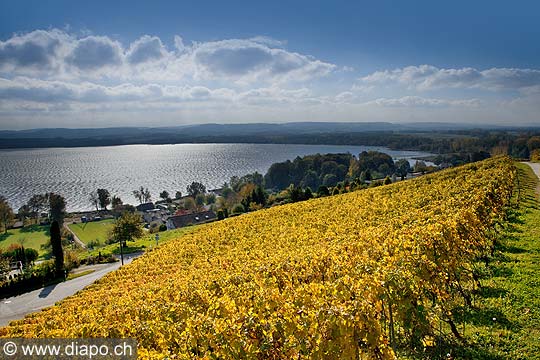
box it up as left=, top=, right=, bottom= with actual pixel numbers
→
left=0, top=143, right=432, bottom=211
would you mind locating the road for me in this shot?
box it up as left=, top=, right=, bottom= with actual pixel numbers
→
left=0, top=254, right=139, bottom=327
left=524, top=162, right=540, bottom=182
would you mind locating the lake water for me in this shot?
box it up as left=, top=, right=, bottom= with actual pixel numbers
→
left=0, top=143, right=433, bottom=211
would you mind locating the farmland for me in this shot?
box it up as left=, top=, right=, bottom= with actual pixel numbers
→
left=0, top=157, right=517, bottom=359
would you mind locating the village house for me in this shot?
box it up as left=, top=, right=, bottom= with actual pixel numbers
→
left=166, top=210, right=217, bottom=230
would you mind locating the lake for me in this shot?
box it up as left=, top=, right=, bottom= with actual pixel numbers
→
left=0, top=143, right=433, bottom=211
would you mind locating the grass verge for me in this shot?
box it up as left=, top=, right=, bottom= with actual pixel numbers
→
left=431, top=162, right=540, bottom=359
left=0, top=225, right=50, bottom=259
left=66, top=269, right=95, bottom=281
left=68, top=219, right=115, bottom=246
left=77, top=223, right=204, bottom=259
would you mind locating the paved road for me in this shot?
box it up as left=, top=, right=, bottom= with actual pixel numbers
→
left=524, top=162, right=540, bottom=193
left=0, top=255, right=139, bottom=327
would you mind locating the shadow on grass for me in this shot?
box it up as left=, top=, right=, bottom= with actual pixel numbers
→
left=504, top=210, right=525, bottom=225
left=111, top=244, right=147, bottom=255
left=409, top=338, right=505, bottom=360
left=497, top=242, right=527, bottom=254
left=19, top=224, right=49, bottom=235
left=0, top=232, right=11, bottom=241
left=474, top=285, right=509, bottom=299
left=490, top=265, right=514, bottom=278
left=453, top=306, right=517, bottom=331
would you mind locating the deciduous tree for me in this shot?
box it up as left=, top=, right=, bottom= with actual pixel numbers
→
left=27, top=194, right=47, bottom=224
left=187, top=181, right=206, bottom=198
left=111, top=195, right=123, bottom=209
left=89, top=191, right=99, bottom=211
left=395, top=159, right=411, bottom=181
left=160, top=190, right=170, bottom=202
left=97, top=188, right=111, bottom=210
left=0, top=197, right=14, bottom=234
left=110, top=212, right=144, bottom=246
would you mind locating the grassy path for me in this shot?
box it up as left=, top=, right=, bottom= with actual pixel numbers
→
left=453, top=162, right=540, bottom=359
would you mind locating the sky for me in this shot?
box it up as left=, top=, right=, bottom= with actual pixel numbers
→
left=0, top=0, right=539, bottom=130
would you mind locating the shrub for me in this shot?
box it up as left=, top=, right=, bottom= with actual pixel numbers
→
left=231, top=203, right=245, bottom=214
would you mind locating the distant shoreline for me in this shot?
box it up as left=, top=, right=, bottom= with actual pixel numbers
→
left=2, top=121, right=537, bottom=151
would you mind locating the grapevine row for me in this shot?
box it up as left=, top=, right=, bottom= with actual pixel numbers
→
left=0, top=157, right=515, bottom=359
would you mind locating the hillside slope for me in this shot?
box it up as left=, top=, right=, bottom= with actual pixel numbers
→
left=0, top=157, right=514, bottom=359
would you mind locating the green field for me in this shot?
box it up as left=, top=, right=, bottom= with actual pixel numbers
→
left=68, top=219, right=115, bottom=247
left=81, top=223, right=204, bottom=258
left=0, top=225, right=50, bottom=259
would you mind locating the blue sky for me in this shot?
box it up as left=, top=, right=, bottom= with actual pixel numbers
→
left=0, top=0, right=539, bottom=129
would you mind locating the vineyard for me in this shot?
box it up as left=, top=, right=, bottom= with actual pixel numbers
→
left=0, top=157, right=515, bottom=359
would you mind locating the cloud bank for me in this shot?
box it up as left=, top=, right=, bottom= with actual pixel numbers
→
left=361, top=65, right=540, bottom=92
left=0, top=29, right=539, bottom=128
left=0, top=29, right=335, bottom=84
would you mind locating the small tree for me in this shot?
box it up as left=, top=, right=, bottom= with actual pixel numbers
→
left=175, top=191, right=182, bottom=199
left=97, top=188, right=111, bottom=210
left=110, top=212, right=144, bottom=246
left=143, top=188, right=152, bottom=203
left=0, top=197, right=14, bottom=234
left=50, top=220, right=64, bottom=277
left=111, top=195, right=123, bottom=209
left=232, top=203, right=245, bottom=214
left=24, top=248, right=38, bottom=264
left=133, top=187, right=144, bottom=204
left=395, top=159, right=411, bottom=181
left=317, top=185, right=330, bottom=197
left=414, top=161, right=428, bottom=174
left=159, top=190, right=170, bottom=202
left=89, top=191, right=99, bottom=211
left=206, top=193, right=216, bottom=205
left=17, top=204, right=32, bottom=223
left=0, top=254, right=10, bottom=278
left=183, top=197, right=196, bottom=211
left=217, top=209, right=225, bottom=220
left=187, top=181, right=206, bottom=198
left=304, top=187, right=313, bottom=200
left=27, top=194, right=47, bottom=224
left=195, top=194, right=206, bottom=209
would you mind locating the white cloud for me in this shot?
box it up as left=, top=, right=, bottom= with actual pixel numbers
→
left=0, top=29, right=68, bottom=72
left=0, top=77, right=239, bottom=104
left=65, top=36, right=123, bottom=71
left=189, top=39, right=335, bottom=83
left=0, top=29, right=335, bottom=84
left=361, top=65, right=540, bottom=92
left=173, top=35, right=185, bottom=53
left=0, top=77, right=322, bottom=110
left=365, top=96, right=481, bottom=108
left=1, top=29, right=539, bottom=128
left=334, top=91, right=356, bottom=103
left=237, top=87, right=316, bottom=105
left=126, top=35, right=169, bottom=64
